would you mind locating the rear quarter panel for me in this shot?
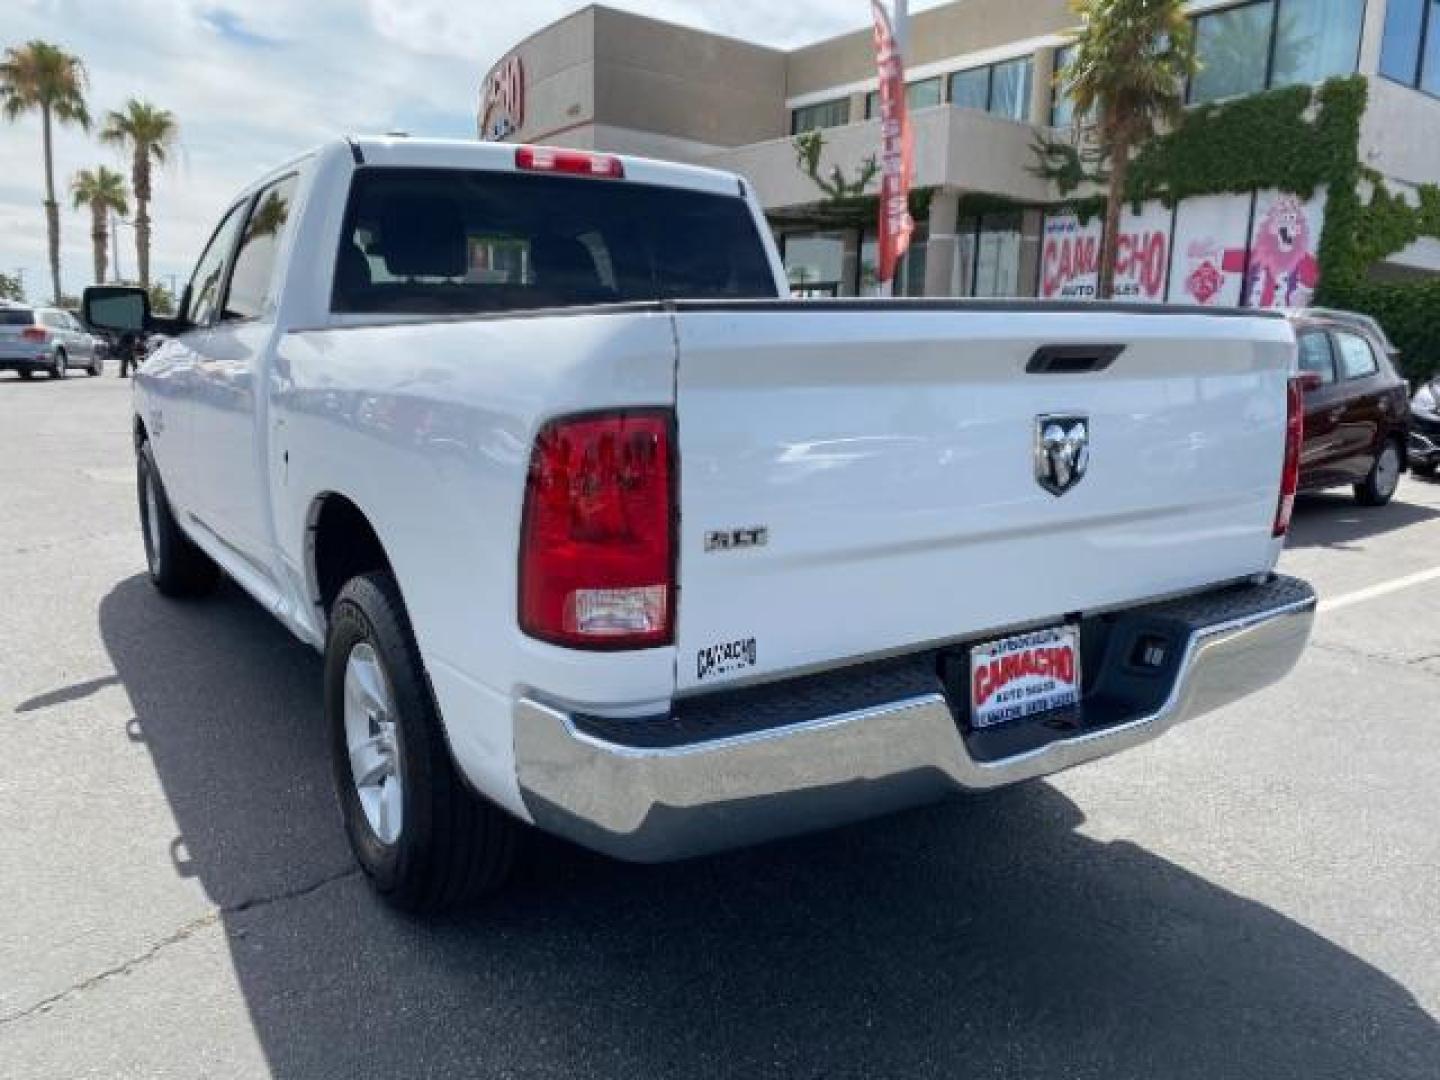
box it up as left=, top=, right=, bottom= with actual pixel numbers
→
left=271, top=311, right=677, bottom=813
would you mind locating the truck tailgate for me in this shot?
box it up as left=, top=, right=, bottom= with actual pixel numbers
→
left=671, top=303, right=1295, bottom=693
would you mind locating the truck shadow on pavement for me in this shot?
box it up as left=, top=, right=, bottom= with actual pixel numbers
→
left=99, top=574, right=1440, bottom=1080
left=1287, top=488, right=1440, bottom=550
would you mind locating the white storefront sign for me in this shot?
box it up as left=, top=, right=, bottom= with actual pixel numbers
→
left=1040, top=203, right=1171, bottom=302
left=1168, top=194, right=1253, bottom=307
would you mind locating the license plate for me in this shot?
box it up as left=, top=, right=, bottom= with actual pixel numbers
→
left=968, top=625, right=1081, bottom=730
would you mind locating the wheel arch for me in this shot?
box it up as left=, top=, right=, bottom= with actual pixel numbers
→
left=306, top=491, right=397, bottom=629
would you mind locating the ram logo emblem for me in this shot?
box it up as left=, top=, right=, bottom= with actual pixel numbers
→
left=1035, top=415, right=1090, bottom=497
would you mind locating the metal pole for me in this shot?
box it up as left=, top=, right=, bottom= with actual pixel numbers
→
left=111, top=211, right=123, bottom=282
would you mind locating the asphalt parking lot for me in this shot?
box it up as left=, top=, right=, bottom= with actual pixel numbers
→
left=1, top=372, right=1437, bottom=1079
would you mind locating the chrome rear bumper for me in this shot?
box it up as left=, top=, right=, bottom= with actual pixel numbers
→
left=515, top=577, right=1316, bottom=862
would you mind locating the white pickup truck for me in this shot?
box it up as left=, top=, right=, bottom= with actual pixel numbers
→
left=84, top=138, right=1317, bottom=912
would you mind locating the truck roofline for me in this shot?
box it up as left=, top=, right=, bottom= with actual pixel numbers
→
left=340, top=135, right=748, bottom=198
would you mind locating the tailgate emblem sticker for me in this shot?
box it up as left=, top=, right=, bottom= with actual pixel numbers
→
left=705, top=526, right=768, bottom=553
left=1035, top=415, right=1090, bottom=496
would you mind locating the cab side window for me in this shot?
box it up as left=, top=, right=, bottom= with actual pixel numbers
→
left=185, top=202, right=248, bottom=328
left=1335, top=332, right=1379, bottom=381
left=1297, top=332, right=1336, bottom=385
left=223, top=174, right=300, bottom=321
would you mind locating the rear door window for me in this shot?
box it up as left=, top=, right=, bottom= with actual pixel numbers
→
left=1335, top=332, right=1379, bottom=380
left=332, top=167, right=778, bottom=315
left=1297, top=332, right=1337, bottom=385
left=0, top=310, right=33, bottom=325
left=224, top=174, right=300, bottom=321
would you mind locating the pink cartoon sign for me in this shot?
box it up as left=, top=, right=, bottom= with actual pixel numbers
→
left=1245, top=190, right=1325, bottom=310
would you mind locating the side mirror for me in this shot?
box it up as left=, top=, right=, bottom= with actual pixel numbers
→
left=1297, top=371, right=1324, bottom=393
left=82, top=285, right=150, bottom=334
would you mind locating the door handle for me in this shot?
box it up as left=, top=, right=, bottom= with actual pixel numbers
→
left=1026, top=344, right=1126, bottom=374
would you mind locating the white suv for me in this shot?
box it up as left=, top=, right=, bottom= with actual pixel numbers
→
left=0, top=306, right=103, bottom=379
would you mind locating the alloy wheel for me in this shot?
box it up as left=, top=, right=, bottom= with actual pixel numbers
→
left=1376, top=443, right=1401, bottom=500
left=142, top=467, right=161, bottom=576
left=343, top=642, right=404, bottom=845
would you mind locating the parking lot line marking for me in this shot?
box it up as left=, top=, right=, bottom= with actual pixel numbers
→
left=1318, top=565, right=1440, bottom=614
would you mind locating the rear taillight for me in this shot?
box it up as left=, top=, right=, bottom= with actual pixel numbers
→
left=515, top=146, right=625, bottom=179
left=519, top=410, right=674, bottom=649
left=1273, top=376, right=1306, bottom=538
left=21, top=327, right=47, bottom=343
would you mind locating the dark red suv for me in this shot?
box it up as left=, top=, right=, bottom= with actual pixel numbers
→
left=1291, top=311, right=1411, bottom=507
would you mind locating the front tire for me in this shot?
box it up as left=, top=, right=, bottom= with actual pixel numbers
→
left=18, top=369, right=34, bottom=381
left=88, top=358, right=102, bottom=376
left=50, top=351, right=67, bottom=379
left=1354, top=440, right=1402, bottom=507
left=137, top=441, right=220, bottom=596
left=326, top=572, right=517, bottom=912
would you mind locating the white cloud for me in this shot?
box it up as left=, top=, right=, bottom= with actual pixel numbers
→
left=1, top=0, right=922, bottom=301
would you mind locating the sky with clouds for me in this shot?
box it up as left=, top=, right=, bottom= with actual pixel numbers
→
left=1, top=0, right=945, bottom=303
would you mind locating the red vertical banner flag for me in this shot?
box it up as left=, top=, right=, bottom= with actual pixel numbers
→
left=871, top=0, right=914, bottom=284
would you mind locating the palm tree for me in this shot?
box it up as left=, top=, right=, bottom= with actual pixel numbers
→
left=1, top=41, right=90, bottom=304
left=100, top=99, right=178, bottom=290
left=1059, top=0, right=1196, bottom=298
left=71, top=166, right=129, bottom=285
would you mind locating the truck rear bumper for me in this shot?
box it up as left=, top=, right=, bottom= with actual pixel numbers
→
left=515, top=576, right=1316, bottom=862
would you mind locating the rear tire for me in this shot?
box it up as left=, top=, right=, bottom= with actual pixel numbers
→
left=137, top=441, right=220, bottom=597
left=88, top=359, right=102, bottom=376
left=1354, top=440, right=1402, bottom=507
left=50, top=351, right=67, bottom=379
left=18, top=369, right=33, bottom=381
left=326, top=571, right=517, bottom=912
left=1413, top=461, right=1437, bottom=479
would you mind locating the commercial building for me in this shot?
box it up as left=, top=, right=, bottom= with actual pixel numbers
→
left=478, top=0, right=1440, bottom=303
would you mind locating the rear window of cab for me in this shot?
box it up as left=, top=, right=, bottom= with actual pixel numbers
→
left=0, top=310, right=34, bottom=325
left=332, top=167, right=778, bottom=315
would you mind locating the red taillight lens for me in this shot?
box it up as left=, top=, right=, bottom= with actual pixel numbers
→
left=515, top=145, right=625, bottom=179
left=1273, top=376, right=1306, bottom=538
left=21, top=327, right=48, bottom=343
left=519, top=410, right=674, bottom=649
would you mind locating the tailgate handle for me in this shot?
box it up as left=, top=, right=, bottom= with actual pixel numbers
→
left=1026, top=344, right=1125, bottom=375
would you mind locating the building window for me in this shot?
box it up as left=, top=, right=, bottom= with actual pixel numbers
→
left=1051, top=43, right=1078, bottom=126
left=1189, top=0, right=1364, bottom=106
left=907, top=77, right=944, bottom=111
left=1272, top=0, right=1366, bottom=88
left=948, top=67, right=991, bottom=112
left=1190, top=2, right=1275, bottom=104
left=1429, top=3, right=1440, bottom=95
left=782, top=232, right=846, bottom=295
left=953, top=214, right=1024, bottom=297
left=973, top=213, right=1023, bottom=297
left=865, top=77, right=944, bottom=119
left=990, top=57, right=1034, bottom=121
left=1381, top=0, right=1427, bottom=83
left=947, top=56, right=1035, bottom=121
left=791, top=98, right=850, bottom=135
left=859, top=228, right=928, bottom=296
left=1381, top=0, right=1440, bottom=95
